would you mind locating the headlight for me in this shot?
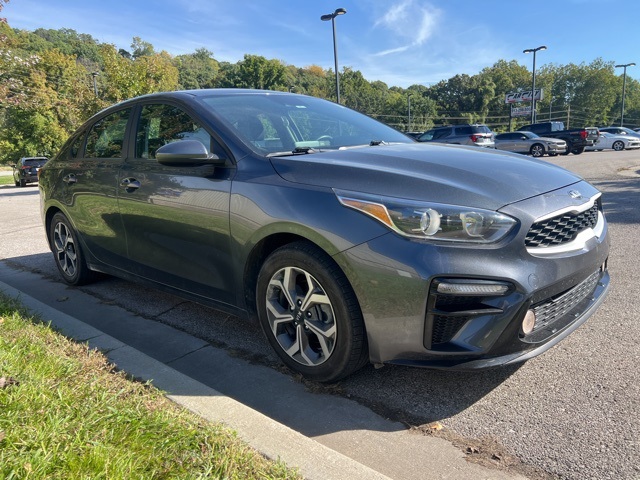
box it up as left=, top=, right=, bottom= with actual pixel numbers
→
left=336, top=190, right=517, bottom=243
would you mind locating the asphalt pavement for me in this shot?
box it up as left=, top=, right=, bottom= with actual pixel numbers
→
left=0, top=181, right=523, bottom=479
left=1, top=149, right=639, bottom=479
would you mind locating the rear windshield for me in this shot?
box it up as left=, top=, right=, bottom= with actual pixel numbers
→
left=24, top=158, right=47, bottom=166
left=470, top=125, right=491, bottom=134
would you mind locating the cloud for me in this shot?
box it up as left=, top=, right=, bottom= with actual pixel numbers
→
left=373, top=0, right=441, bottom=54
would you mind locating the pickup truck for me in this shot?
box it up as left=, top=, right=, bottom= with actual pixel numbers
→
left=519, top=121, right=599, bottom=155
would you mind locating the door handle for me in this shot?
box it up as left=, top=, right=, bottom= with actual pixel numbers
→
left=120, top=178, right=141, bottom=192
left=62, top=174, right=77, bottom=184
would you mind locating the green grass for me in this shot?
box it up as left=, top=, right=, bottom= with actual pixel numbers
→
left=0, top=175, right=15, bottom=186
left=0, top=293, right=300, bottom=479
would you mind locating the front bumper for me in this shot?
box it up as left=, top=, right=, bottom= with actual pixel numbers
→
left=547, top=143, right=567, bottom=154
left=337, top=181, right=610, bottom=368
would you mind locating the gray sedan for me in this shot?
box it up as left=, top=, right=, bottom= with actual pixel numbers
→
left=38, top=89, right=610, bottom=382
left=495, top=131, right=567, bottom=157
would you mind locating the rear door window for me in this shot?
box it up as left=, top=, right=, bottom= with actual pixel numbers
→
left=85, top=109, right=131, bottom=158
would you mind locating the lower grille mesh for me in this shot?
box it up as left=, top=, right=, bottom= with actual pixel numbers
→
left=532, top=270, right=600, bottom=331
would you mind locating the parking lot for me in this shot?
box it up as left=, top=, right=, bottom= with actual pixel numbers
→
left=1, top=148, right=639, bottom=479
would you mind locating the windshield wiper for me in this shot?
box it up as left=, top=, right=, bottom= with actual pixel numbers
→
left=267, top=146, right=318, bottom=157
left=369, top=140, right=388, bottom=146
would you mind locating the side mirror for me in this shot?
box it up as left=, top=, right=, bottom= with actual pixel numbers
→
left=156, top=140, right=226, bottom=166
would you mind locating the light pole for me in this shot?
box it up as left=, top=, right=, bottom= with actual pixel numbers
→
left=615, top=62, right=635, bottom=126
left=407, top=93, right=412, bottom=131
left=321, top=8, right=347, bottom=104
left=91, top=72, right=99, bottom=97
left=523, top=45, right=547, bottom=124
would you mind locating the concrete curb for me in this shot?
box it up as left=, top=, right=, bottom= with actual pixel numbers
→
left=0, top=280, right=391, bottom=480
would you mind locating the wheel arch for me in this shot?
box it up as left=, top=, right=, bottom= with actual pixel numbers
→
left=242, top=231, right=345, bottom=317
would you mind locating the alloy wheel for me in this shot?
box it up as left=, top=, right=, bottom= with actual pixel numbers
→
left=265, top=266, right=336, bottom=366
left=53, top=221, right=78, bottom=279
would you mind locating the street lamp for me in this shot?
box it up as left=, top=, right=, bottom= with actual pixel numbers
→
left=321, top=8, right=347, bottom=104
left=91, top=72, right=99, bottom=97
left=615, top=62, right=635, bottom=127
left=523, top=45, right=547, bottom=124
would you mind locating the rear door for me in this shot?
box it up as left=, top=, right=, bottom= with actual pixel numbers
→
left=51, top=107, right=131, bottom=268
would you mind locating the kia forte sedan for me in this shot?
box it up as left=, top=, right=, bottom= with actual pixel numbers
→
left=39, top=89, right=610, bottom=382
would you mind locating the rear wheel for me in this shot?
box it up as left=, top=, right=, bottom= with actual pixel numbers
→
left=49, top=212, right=96, bottom=286
left=529, top=143, right=545, bottom=157
left=572, top=146, right=585, bottom=155
left=561, top=141, right=572, bottom=156
left=612, top=140, right=625, bottom=151
left=19, top=178, right=26, bottom=187
left=256, top=242, right=368, bottom=382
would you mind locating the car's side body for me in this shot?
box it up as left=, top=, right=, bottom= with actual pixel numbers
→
left=416, top=124, right=495, bottom=148
left=39, top=90, right=611, bottom=381
left=494, top=131, right=567, bottom=156
left=586, top=132, right=640, bottom=151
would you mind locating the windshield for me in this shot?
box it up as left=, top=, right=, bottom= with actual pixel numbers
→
left=198, top=93, right=412, bottom=155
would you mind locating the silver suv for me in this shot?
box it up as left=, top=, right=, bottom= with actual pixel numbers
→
left=417, top=124, right=495, bottom=148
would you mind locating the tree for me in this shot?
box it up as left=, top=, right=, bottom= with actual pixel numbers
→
left=232, top=54, right=287, bottom=90
left=131, top=36, right=155, bottom=59
left=100, top=43, right=178, bottom=102
left=174, top=48, right=219, bottom=90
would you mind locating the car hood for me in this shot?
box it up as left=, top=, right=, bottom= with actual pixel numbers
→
left=270, top=143, right=583, bottom=210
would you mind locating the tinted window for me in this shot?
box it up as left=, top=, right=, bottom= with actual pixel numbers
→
left=85, top=109, right=131, bottom=158
left=456, top=126, right=472, bottom=135
left=56, top=133, right=85, bottom=161
left=418, top=130, right=435, bottom=141
left=432, top=128, right=452, bottom=140
left=496, top=133, right=515, bottom=140
left=470, top=125, right=491, bottom=134
left=136, top=104, right=212, bottom=159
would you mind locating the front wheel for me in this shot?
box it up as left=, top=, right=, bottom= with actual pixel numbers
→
left=529, top=143, right=545, bottom=157
left=256, top=242, right=368, bottom=382
left=49, top=212, right=96, bottom=286
left=612, top=140, right=625, bottom=151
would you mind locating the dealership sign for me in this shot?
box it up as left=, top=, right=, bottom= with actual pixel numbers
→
left=505, top=89, right=543, bottom=104
left=511, top=105, right=531, bottom=117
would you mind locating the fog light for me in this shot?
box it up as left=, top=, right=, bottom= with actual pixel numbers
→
left=436, top=282, right=509, bottom=295
left=522, top=310, right=536, bottom=335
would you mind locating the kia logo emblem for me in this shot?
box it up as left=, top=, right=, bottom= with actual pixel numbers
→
left=568, top=190, right=582, bottom=199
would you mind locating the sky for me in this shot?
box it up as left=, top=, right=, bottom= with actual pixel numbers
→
left=4, top=0, right=640, bottom=89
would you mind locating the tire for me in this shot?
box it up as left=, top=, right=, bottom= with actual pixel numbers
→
left=256, top=242, right=368, bottom=382
left=572, top=146, right=585, bottom=155
left=49, top=212, right=96, bottom=286
left=19, top=178, right=26, bottom=187
left=612, top=140, right=625, bottom=151
left=529, top=143, right=545, bottom=157
left=561, top=141, right=572, bottom=156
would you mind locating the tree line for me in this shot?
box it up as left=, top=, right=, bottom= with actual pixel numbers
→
left=1, top=22, right=639, bottom=163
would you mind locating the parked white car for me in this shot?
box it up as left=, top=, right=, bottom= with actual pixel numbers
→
left=586, top=132, right=640, bottom=151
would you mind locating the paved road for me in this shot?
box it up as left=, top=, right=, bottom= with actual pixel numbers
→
left=1, top=149, right=639, bottom=479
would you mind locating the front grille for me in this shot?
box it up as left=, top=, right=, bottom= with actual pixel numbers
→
left=525, top=200, right=599, bottom=248
left=531, top=270, right=600, bottom=332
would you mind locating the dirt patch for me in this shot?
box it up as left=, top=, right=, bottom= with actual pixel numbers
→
left=411, top=422, right=556, bottom=480
left=617, top=165, right=640, bottom=177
